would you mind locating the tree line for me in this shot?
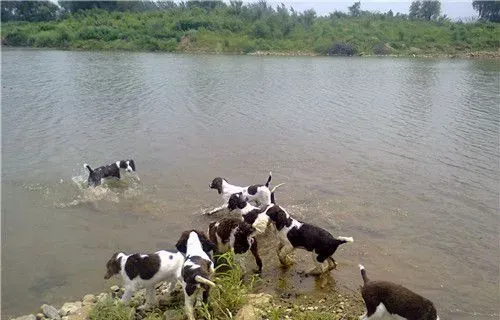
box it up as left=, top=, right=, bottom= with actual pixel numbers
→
left=1, top=0, right=499, bottom=23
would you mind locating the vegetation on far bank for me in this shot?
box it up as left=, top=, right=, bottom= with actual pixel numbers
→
left=1, top=1, right=499, bottom=57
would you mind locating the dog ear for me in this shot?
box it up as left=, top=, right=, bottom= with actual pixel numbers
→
left=197, top=231, right=216, bottom=254
left=129, top=160, right=136, bottom=171
left=175, top=231, right=190, bottom=254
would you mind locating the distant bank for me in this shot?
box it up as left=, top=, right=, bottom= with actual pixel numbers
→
left=2, top=9, right=499, bottom=58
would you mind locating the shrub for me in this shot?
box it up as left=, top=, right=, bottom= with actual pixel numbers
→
left=328, top=42, right=358, bottom=56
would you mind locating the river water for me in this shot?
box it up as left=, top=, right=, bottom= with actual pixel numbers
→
left=2, top=48, right=499, bottom=319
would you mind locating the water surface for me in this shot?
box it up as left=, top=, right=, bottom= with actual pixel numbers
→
left=2, top=49, right=499, bottom=319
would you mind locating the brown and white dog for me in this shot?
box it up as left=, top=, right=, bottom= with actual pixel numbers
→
left=358, top=264, right=440, bottom=320
left=104, top=250, right=184, bottom=306
left=175, top=230, right=217, bottom=320
left=208, top=217, right=262, bottom=272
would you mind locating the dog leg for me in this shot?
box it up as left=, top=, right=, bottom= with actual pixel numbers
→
left=184, top=291, right=196, bottom=320
left=144, top=286, right=156, bottom=307
left=327, top=257, right=337, bottom=271
left=250, top=238, right=263, bottom=273
left=206, top=204, right=227, bottom=215
left=121, top=286, right=134, bottom=304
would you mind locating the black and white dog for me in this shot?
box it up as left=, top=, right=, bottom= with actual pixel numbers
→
left=175, top=230, right=217, bottom=320
left=358, top=265, right=440, bottom=320
left=266, top=205, right=353, bottom=275
left=104, top=250, right=184, bottom=306
left=208, top=217, right=262, bottom=272
left=84, top=160, right=136, bottom=187
left=227, top=192, right=272, bottom=235
left=206, top=172, right=283, bottom=215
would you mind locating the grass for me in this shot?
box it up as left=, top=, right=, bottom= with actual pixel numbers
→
left=2, top=7, right=499, bottom=56
left=88, top=297, right=135, bottom=320
left=199, top=251, right=259, bottom=319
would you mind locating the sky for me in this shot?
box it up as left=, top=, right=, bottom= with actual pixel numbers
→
left=263, top=1, right=478, bottom=20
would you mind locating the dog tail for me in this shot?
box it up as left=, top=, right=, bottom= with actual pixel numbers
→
left=265, top=171, right=272, bottom=187
left=83, top=163, right=93, bottom=173
left=336, top=236, right=354, bottom=244
left=195, top=275, right=216, bottom=288
left=270, top=183, right=284, bottom=193
left=359, top=264, right=369, bottom=285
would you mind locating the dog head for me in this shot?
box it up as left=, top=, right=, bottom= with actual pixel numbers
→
left=266, top=205, right=292, bottom=230
left=227, top=192, right=247, bottom=211
left=209, top=177, right=225, bottom=194
left=176, top=230, right=216, bottom=255
left=104, top=252, right=123, bottom=279
left=233, top=222, right=256, bottom=254
left=118, top=160, right=136, bottom=172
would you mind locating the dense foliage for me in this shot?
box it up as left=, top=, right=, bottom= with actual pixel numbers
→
left=473, top=0, right=500, bottom=23
left=1, top=0, right=499, bottom=56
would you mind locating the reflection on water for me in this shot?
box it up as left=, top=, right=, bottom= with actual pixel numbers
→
left=2, top=49, right=499, bottom=319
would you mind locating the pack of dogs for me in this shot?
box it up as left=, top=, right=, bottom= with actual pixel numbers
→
left=89, top=160, right=440, bottom=320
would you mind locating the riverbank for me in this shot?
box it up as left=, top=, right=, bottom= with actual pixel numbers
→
left=10, top=252, right=365, bottom=320
left=2, top=8, right=499, bottom=58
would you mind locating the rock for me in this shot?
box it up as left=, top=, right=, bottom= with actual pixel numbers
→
left=41, top=304, right=61, bottom=320
left=82, top=294, right=96, bottom=306
left=66, top=305, right=92, bottom=320
left=245, top=293, right=272, bottom=307
left=235, top=305, right=261, bottom=320
left=36, top=313, right=45, bottom=320
left=162, top=309, right=179, bottom=320
left=59, top=302, right=82, bottom=316
left=96, top=293, right=108, bottom=303
left=12, top=315, right=37, bottom=320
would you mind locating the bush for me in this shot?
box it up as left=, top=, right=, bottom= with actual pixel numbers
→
left=328, top=42, right=358, bottom=56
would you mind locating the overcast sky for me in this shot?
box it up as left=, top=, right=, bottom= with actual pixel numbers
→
left=264, top=1, right=478, bottom=19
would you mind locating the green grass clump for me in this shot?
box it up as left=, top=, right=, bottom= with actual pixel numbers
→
left=88, top=296, right=135, bottom=320
left=198, top=251, right=259, bottom=320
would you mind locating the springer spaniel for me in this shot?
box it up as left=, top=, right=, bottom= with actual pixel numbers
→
left=358, top=264, right=440, bottom=320
left=104, top=250, right=184, bottom=306
left=175, top=230, right=217, bottom=320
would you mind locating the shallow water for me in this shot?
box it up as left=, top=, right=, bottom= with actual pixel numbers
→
left=2, top=48, right=499, bottom=319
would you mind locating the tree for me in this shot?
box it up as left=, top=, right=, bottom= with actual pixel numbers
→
left=420, top=0, right=440, bottom=20
left=409, top=0, right=440, bottom=21
left=409, top=0, right=422, bottom=19
left=348, top=1, right=361, bottom=17
left=1, top=0, right=59, bottom=22
left=58, top=1, right=118, bottom=13
left=473, top=0, right=500, bottom=22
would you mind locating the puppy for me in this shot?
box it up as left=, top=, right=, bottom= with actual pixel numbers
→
left=227, top=192, right=272, bottom=234
left=84, top=160, right=136, bottom=187
left=208, top=217, right=262, bottom=272
left=266, top=205, right=353, bottom=275
left=207, top=171, right=283, bottom=215
left=104, top=250, right=184, bottom=306
left=358, top=264, right=440, bottom=320
left=175, top=230, right=217, bottom=320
